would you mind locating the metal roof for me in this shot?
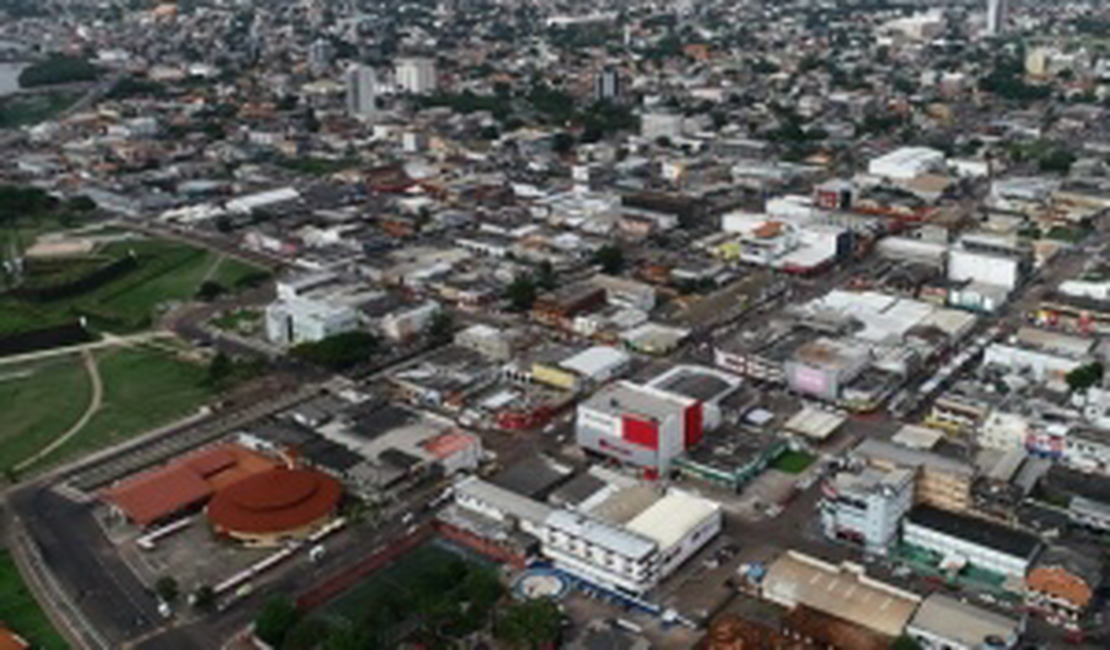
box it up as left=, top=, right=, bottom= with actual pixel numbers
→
left=545, top=510, right=656, bottom=560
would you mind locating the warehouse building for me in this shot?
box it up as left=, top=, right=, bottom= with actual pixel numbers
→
left=903, top=506, right=1042, bottom=579
left=906, top=593, right=1024, bottom=650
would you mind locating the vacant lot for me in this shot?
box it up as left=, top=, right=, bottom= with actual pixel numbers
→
left=0, top=346, right=214, bottom=474
left=0, top=549, right=68, bottom=650
left=0, top=238, right=267, bottom=335
left=0, top=355, right=90, bottom=474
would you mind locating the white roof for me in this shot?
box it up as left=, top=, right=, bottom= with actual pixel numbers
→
left=624, top=491, right=720, bottom=551
left=226, top=187, right=300, bottom=213
left=558, top=346, right=631, bottom=379
left=892, top=424, right=943, bottom=450
left=909, top=593, right=1020, bottom=646
left=784, top=408, right=846, bottom=440
left=545, top=510, right=656, bottom=560
left=455, top=476, right=553, bottom=525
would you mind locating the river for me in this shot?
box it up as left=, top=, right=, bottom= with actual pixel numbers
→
left=0, top=62, right=27, bottom=96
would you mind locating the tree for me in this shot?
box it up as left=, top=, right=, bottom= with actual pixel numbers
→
left=291, top=331, right=379, bottom=371
left=891, top=636, right=923, bottom=650
left=428, top=311, right=454, bottom=345
left=254, top=595, right=299, bottom=647
left=594, top=245, right=625, bottom=275
left=196, top=280, right=226, bottom=301
left=506, top=275, right=537, bottom=312
left=206, top=352, right=234, bottom=388
left=155, top=576, right=179, bottom=603
left=282, top=617, right=332, bottom=650
left=497, top=598, right=562, bottom=650
left=536, top=260, right=557, bottom=291
left=1067, top=362, right=1105, bottom=392
left=551, top=131, right=575, bottom=154
left=193, top=585, right=216, bottom=613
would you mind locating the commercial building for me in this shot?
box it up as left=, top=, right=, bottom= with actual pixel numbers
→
left=594, top=66, right=622, bottom=102
left=854, top=438, right=976, bottom=512
left=454, top=324, right=523, bottom=362
left=906, top=593, right=1024, bottom=650
left=673, top=427, right=788, bottom=491
left=819, top=465, right=915, bottom=554
left=903, top=506, right=1041, bottom=579
left=381, top=301, right=441, bottom=342
left=867, top=147, right=946, bottom=181
left=762, top=551, right=921, bottom=639
left=206, top=467, right=343, bottom=547
left=986, top=0, right=1009, bottom=36
left=576, top=366, right=741, bottom=477
left=266, top=298, right=360, bottom=346
left=394, top=56, right=437, bottom=94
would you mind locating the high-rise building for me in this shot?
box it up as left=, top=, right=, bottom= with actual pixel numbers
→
left=986, top=0, right=1008, bottom=36
left=308, top=38, right=333, bottom=75
left=346, top=64, right=377, bottom=117
left=594, top=66, right=622, bottom=102
left=394, top=57, right=437, bottom=95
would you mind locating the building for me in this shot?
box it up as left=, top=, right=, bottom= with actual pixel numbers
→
left=854, top=438, right=976, bottom=512
left=903, top=506, right=1041, bottom=579
left=266, top=297, right=360, bottom=346
left=346, top=64, right=377, bottom=117
left=819, top=465, right=915, bottom=554
left=0, top=626, right=30, bottom=650
left=761, top=551, right=921, bottom=639
left=674, top=427, right=788, bottom=491
left=906, top=593, right=1024, bottom=650
left=309, top=38, right=333, bottom=74
left=395, top=56, right=437, bottom=94
left=986, top=0, right=1008, bottom=36
left=641, top=112, right=685, bottom=140
left=1025, top=549, right=1099, bottom=631
left=206, top=467, right=342, bottom=547
left=381, top=301, right=441, bottom=342
left=542, top=490, right=722, bottom=595
left=102, top=444, right=280, bottom=527
left=576, top=366, right=741, bottom=478
left=595, top=66, right=622, bottom=102
left=867, top=147, right=946, bottom=181
left=454, top=324, right=522, bottom=362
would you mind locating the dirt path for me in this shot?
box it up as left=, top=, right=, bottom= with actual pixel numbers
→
left=15, top=349, right=104, bottom=472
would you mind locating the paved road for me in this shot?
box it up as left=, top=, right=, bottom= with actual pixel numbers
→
left=9, top=487, right=161, bottom=645
left=14, top=350, right=103, bottom=472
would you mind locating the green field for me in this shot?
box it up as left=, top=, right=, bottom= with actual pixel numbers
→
left=0, top=549, right=68, bottom=650
left=0, top=346, right=215, bottom=475
left=0, top=356, right=90, bottom=474
left=771, top=449, right=817, bottom=474
left=0, top=238, right=268, bottom=335
left=30, top=346, right=215, bottom=470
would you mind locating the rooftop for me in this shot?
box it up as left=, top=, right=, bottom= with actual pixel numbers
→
left=906, top=506, right=1041, bottom=560
left=908, top=593, right=1020, bottom=648
left=624, top=490, right=720, bottom=551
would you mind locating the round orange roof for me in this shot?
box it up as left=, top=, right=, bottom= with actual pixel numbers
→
left=207, top=468, right=341, bottom=535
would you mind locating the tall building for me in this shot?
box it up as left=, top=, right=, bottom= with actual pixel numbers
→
left=819, top=465, right=915, bottom=555
left=308, top=38, right=333, bottom=75
left=395, top=57, right=437, bottom=95
left=346, top=64, right=377, bottom=117
left=594, top=66, right=621, bottom=102
left=986, top=0, right=1008, bottom=36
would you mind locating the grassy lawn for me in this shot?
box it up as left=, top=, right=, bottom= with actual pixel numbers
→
left=26, top=346, right=214, bottom=471
left=0, top=356, right=91, bottom=474
left=0, top=549, right=68, bottom=650
left=0, top=238, right=269, bottom=335
left=771, top=449, right=817, bottom=474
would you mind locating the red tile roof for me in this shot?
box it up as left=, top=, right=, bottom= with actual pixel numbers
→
left=102, top=445, right=279, bottom=526
left=0, top=626, right=30, bottom=650
left=206, top=468, right=341, bottom=536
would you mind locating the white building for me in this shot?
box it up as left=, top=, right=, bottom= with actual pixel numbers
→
left=907, top=593, right=1024, bottom=650
left=265, top=297, right=360, bottom=346
left=381, top=301, right=442, bottom=342
left=986, top=0, right=1009, bottom=36
left=868, top=147, right=946, bottom=180
left=820, top=466, right=915, bottom=554
left=903, top=506, right=1041, bottom=579
left=640, top=113, right=685, bottom=140
left=542, top=490, right=721, bottom=594
left=395, top=57, right=437, bottom=94
left=346, top=64, right=377, bottom=117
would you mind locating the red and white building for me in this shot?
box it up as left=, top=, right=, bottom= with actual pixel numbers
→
left=575, top=366, right=740, bottom=479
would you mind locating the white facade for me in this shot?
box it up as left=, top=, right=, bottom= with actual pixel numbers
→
left=868, top=147, right=946, bottom=180
left=395, top=57, right=437, bottom=94
left=265, top=298, right=360, bottom=346
left=820, top=467, right=914, bottom=554
left=986, top=0, right=1009, bottom=36
left=903, top=511, right=1039, bottom=578
left=948, top=248, right=1022, bottom=291
left=983, top=343, right=1083, bottom=389
left=980, top=411, right=1032, bottom=451
left=346, top=64, right=377, bottom=117
left=641, top=113, right=685, bottom=140
left=381, top=301, right=442, bottom=341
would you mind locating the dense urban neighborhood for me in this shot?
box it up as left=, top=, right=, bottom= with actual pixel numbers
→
left=7, top=0, right=1110, bottom=649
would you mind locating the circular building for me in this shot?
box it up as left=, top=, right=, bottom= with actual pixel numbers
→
left=206, top=468, right=342, bottom=547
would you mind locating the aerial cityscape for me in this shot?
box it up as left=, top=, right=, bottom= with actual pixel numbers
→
left=5, top=0, right=1110, bottom=649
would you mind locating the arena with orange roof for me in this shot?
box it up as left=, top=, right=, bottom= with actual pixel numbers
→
left=205, top=467, right=342, bottom=547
